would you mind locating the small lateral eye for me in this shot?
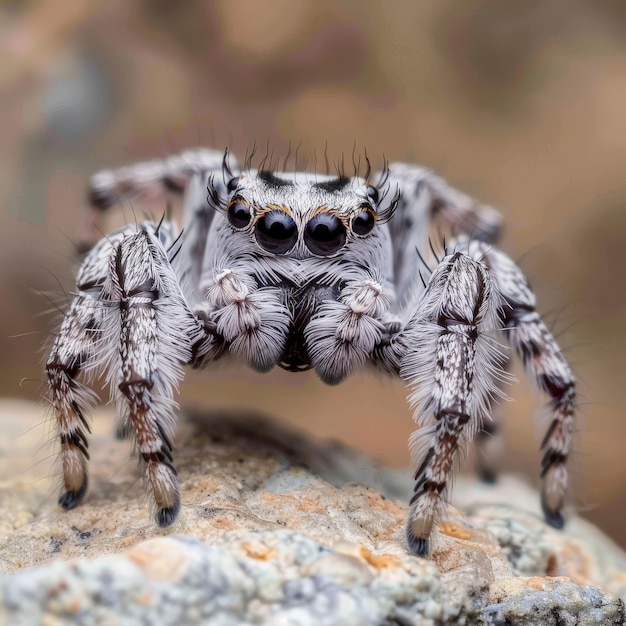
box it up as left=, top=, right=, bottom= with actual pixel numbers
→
left=227, top=198, right=251, bottom=229
left=227, top=177, right=239, bottom=193
left=352, top=206, right=376, bottom=236
left=304, top=213, right=347, bottom=256
left=366, top=185, right=379, bottom=204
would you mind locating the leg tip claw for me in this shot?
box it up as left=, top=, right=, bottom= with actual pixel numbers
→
left=406, top=528, right=430, bottom=557
left=58, top=480, right=88, bottom=510
left=541, top=497, right=565, bottom=530
left=156, top=500, right=180, bottom=527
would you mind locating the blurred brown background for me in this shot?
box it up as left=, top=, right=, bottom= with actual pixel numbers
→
left=1, top=1, right=625, bottom=545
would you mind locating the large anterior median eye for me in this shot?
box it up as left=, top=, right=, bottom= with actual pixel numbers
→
left=227, top=198, right=252, bottom=229
left=304, top=213, right=347, bottom=256
left=255, top=210, right=298, bottom=254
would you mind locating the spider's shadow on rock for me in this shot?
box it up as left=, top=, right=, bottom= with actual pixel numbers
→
left=174, top=407, right=412, bottom=501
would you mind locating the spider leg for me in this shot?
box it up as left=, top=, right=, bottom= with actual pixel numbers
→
left=396, top=250, right=506, bottom=556
left=103, top=227, right=214, bottom=525
left=80, top=149, right=231, bottom=253
left=479, top=244, right=576, bottom=529
left=47, top=221, right=218, bottom=524
left=46, top=294, right=98, bottom=508
left=88, top=148, right=229, bottom=214
left=46, top=227, right=137, bottom=508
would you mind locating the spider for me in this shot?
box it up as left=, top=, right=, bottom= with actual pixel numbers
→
left=45, top=148, right=575, bottom=556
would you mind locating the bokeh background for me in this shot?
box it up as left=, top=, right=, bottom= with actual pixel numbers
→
left=1, top=1, right=625, bottom=545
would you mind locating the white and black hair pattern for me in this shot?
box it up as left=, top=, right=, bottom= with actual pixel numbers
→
left=46, top=147, right=576, bottom=557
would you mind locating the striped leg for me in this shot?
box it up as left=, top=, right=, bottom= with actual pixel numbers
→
left=483, top=247, right=576, bottom=528
left=400, top=252, right=505, bottom=556
left=47, top=221, right=215, bottom=524
left=80, top=148, right=230, bottom=254
left=45, top=230, right=133, bottom=509
left=46, top=295, right=99, bottom=509
left=103, top=228, right=207, bottom=525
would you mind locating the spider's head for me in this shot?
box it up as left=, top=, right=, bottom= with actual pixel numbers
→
left=209, top=167, right=398, bottom=260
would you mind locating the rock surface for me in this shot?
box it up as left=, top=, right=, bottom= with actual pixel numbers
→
left=0, top=400, right=625, bottom=625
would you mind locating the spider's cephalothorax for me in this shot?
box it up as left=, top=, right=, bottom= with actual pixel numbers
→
left=46, top=149, right=576, bottom=556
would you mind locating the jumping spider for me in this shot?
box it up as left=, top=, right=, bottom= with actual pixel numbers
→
left=45, top=148, right=575, bottom=556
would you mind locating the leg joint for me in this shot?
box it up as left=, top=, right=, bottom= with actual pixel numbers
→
left=118, top=377, right=153, bottom=400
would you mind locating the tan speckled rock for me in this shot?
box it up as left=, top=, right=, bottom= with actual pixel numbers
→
left=0, top=400, right=624, bottom=624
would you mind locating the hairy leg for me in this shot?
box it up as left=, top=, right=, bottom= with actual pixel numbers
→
left=47, top=222, right=218, bottom=523
left=482, top=245, right=576, bottom=528
left=397, top=251, right=506, bottom=555
left=46, top=228, right=137, bottom=508
left=103, top=227, right=214, bottom=524
left=80, top=149, right=230, bottom=253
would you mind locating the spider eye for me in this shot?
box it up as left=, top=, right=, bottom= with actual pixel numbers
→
left=304, top=213, right=347, bottom=256
left=352, top=206, right=376, bottom=236
left=366, top=185, right=379, bottom=204
left=226, top=177, right=239, bottom=193
left=255, top=210, right=298, bottom=254
left=227, top=198, right=251, bottom=229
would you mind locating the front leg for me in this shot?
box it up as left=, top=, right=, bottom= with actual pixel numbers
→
left=107, top=227, right=227, bottom=525
left=46, top=226, right=148, bottom=509
left=398, top=252, right=506, bottom=556
left=48, top=222, right=219, bottom=525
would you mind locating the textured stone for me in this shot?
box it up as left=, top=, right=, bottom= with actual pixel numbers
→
left=0, top=400, right=624, bottom=625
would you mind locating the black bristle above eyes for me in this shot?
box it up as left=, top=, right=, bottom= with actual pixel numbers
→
left=313, top=176, right=350, bottom=193
left=258, top=171, right=294, bottom=188
left=376, top=185, right=400, bottom=224
left=221, top=147, right=234, bottom=180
